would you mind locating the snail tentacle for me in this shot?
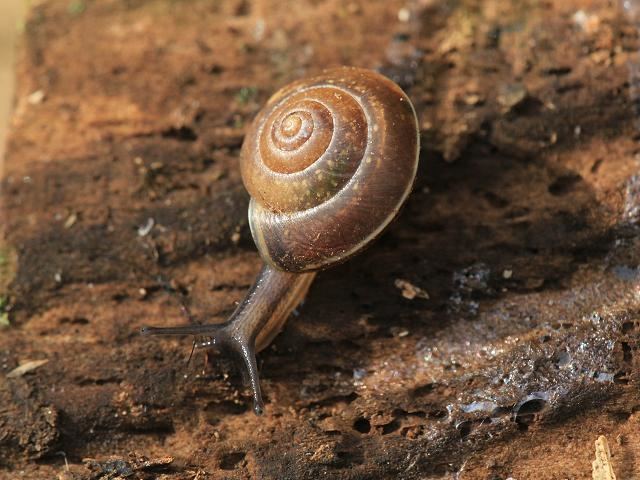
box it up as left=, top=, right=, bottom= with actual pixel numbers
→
left=142, top=322, right=264, bottom=414
left=141, top=265, right=315, bottom=414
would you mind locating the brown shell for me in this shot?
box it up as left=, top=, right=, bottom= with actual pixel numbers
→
left=240, top=66, right=420, bottom=273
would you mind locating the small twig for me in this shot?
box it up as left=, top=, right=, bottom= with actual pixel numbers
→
left=157, top=276, right=202, bottom=366
left=592, top=436, right=617, bottom=480
left=55, top=451, right=70, bottom=471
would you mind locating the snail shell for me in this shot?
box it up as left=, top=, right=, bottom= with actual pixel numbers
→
left=240, top=66, right=420, bottom=272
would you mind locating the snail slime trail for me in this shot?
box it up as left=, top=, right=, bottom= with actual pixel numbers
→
left=141, top=67, right=420, bottom=415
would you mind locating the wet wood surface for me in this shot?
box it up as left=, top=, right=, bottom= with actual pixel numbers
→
left=1, top=0, right=640, bottom=478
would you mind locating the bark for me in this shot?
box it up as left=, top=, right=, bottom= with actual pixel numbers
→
left=1, top=0, right=640, bottom=478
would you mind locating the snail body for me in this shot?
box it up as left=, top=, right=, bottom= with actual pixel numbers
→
left=142, top=67, right=419, bottom=414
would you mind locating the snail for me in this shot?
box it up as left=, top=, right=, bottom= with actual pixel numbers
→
left=141, top=66, right=420, bottom=415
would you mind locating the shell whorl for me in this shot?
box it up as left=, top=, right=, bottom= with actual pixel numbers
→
left=240, top=66, right=419, bottom=273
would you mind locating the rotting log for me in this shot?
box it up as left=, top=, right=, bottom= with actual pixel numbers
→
left=1, top=0, right=640, bottom=478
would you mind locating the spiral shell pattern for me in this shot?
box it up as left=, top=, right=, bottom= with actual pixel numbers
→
left=240, top=66, right=419, bottom=272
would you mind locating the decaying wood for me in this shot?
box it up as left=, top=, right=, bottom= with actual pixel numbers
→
left=1, top=0, right=640, bottom=478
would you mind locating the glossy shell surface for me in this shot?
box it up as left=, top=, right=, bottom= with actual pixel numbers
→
left=240, top=66, right=420, bottom=272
